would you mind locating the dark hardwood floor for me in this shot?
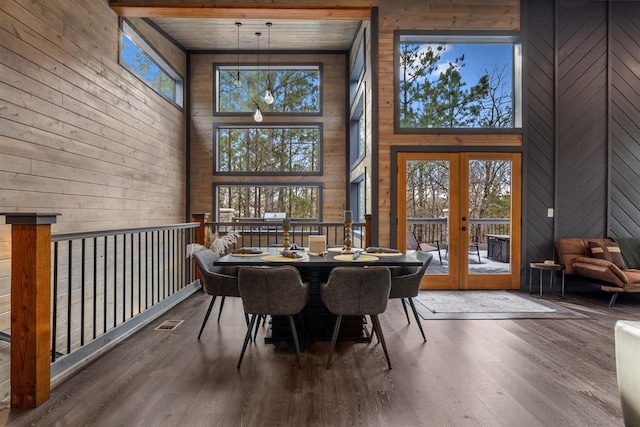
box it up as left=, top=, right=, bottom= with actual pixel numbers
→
left=4, top=289, right=639, bottom=426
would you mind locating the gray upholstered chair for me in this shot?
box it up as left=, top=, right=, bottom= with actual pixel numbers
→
left=390, top=251, right=433, bottom=342
left=192, top=249, right=242, bottom=339
left=237, top=266, right=310, bottom=369
left=321, top=266, right=392, bottom=370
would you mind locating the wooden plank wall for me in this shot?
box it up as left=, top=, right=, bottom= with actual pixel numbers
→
left=525, top=0, right=556, bottom=262
left=527, top=0, right=640, bottom=254
left=609, top=1, right=640, bottom=237
left=375, top=0, right=521, bottom=247
left=189, top=52, right=347, bottom=222
left=556, top=0, right=609, bottom=238
left=0, top=0, right=187, bottom=400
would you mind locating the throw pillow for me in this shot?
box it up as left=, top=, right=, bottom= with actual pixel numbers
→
left=588, top=241, right=626, bottom=269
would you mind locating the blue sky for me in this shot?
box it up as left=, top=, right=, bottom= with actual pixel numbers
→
left=432, top=43, right=513, bottom=88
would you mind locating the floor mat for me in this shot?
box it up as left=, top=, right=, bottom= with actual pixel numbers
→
left=414, top=290, right=588, bottom=320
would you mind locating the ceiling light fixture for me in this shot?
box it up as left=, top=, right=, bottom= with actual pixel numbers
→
left=234, top=22, right=242, bottom=88
left=264, top=22, right=274, bottom=105
left=254, top=31, right=263, bottom=122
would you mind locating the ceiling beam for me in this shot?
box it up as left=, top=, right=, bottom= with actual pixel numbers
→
left=109, top=4, right=372, bottom=20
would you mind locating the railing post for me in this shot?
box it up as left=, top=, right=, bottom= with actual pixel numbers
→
left=364, top=214, right=372, bottom=248
left=191, top=213, right=210, bottom=246
left=2, top=212, right=59, bottom=408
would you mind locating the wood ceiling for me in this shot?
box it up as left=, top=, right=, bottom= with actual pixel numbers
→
left=110, top=4, right=369, bottom=51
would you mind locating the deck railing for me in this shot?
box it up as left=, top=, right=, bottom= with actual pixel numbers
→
left=207, top=220, right=367, bottom=249
left=50, top=223, right=200, bottom=369
left=407, top=217, right=510, bottom=248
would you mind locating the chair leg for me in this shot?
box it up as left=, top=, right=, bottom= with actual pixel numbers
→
left=408, top=298, right=427, bottom=342
left=400, top=298, right=411, bottom=324
left=371, top=315, right=392, bottom=370
left=326, top=315, right=342, bottom=369
left=217, top=296, right=226, bottom=322
left=288, top=316, right=302, bottom=369
left=238, top=314, right=258, bottom=369
left=197, top=296, right=216, bottom=340
left=436, top=242, right=443, bottom=265
left=476, top=246, right=481, bottom=264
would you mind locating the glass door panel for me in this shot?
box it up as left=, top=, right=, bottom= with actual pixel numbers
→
left=398, top=152, right=521, bottom=290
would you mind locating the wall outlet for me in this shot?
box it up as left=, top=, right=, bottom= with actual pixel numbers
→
left=547, top=208, right=554, bottom=218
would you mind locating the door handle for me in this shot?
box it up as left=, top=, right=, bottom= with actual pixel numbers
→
left=461, top=226, right=467, bottom=231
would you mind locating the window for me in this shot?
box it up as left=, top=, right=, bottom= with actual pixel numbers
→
left=395, top=32, right=521, bottom=131
left=349, top=93, right=366, bottom=167
left=215, top=64, right=321, bottom=114
left=216, top=184, right=321, bottom=220
left=350, top=175, right=366, bottom=222
left=119, top=20, right=183, bottom=108
left=214, top=125, right=322, bottom=174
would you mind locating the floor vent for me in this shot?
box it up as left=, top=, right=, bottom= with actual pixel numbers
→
left=155, top=320, right=184, bottom=331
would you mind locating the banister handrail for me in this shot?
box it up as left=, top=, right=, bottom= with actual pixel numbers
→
left=52, top=222, right=199, bottom=242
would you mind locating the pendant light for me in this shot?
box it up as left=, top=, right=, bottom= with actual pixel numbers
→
left=253, top=32, right=263, bottom=122
left=233, top=22, right=242, bottom=88
left=253, top=103, right=263, bottom=122
left=264, top=22, right=274, bottom=105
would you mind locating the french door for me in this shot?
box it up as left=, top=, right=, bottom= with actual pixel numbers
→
left=397, top=152, right=521, bottom=290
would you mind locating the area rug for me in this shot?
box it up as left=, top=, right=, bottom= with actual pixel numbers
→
left=414, top=291, right=588, bottom=320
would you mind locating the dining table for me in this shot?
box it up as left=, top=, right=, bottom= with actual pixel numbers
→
left=215, top=246, right=422, bottom=344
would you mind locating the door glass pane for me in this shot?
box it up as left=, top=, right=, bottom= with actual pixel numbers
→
left=468, top=159, right=511, bottom=275
left=405, top=160, right=449, bottom=274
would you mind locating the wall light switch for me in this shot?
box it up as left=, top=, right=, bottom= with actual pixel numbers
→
left=547, top=208, right=554, bottom=218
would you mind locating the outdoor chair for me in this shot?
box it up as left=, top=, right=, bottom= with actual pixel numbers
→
left=406, top=230, right=442, bottom=265
left=445, top=232, right=481, bottom=264
left=321, top=266, right=392, bottom=370
left=192, top=249, right=244, bottom=340
left=237, top=266, right=310, bottom=369
left=390, top=251, right=433, bottom=342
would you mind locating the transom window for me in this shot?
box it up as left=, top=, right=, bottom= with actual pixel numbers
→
left=216, top=185, right=321, bottom=220
left=396, top=32, right=521, bottom=131
left=214, top=125, right=322, bottom=174
left=119, top=20, right=183, bottom=108
left=215, top=64, right=321, bottom=114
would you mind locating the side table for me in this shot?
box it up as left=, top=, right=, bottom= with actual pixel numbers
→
left=529, top=262, right=565, bottom=297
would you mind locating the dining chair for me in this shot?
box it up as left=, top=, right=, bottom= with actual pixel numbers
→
left=192, top=249, right=243, bottom=340
left=321, top=266, right=392, bottom=370
left=237, top=266, right=310, bottom=369
left=390, top=251, right=433, bottom=342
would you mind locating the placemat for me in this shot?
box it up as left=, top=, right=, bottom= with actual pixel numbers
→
left=261, top=255, right=305, bottom=262
left=333, top=254, right=379, bottom=262
left=328, top=247, right=364, bottom=253
left=364, top=251, right=403, bottom=257
left=229, top=251, right=270, bottom=257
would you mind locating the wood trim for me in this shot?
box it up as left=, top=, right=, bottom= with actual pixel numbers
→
left=109, top=4, right=372, bottom=20
left=10, top=224, right=53, bottom=407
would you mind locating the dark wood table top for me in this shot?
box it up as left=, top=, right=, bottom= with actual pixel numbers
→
left=215, top=247, right=423, bottom=268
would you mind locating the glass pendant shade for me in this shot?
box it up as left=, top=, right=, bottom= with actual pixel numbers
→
left=253, top=106, right=263, bottom=122
left=264, top=89, right=274, bottom=104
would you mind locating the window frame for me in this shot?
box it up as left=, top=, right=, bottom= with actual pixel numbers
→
left=349, top=90, right=366, bottom=168
left=119, top=19, right=184, bottom=109
left=213, top=123, right=323, bottom=175
left=350, top=173, right=367, bottom=223
left=213, top=183, right=323, bottom=221
left=393, top=30, right=522, bottom=134
left=213, top=63, right=323, bottom=116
